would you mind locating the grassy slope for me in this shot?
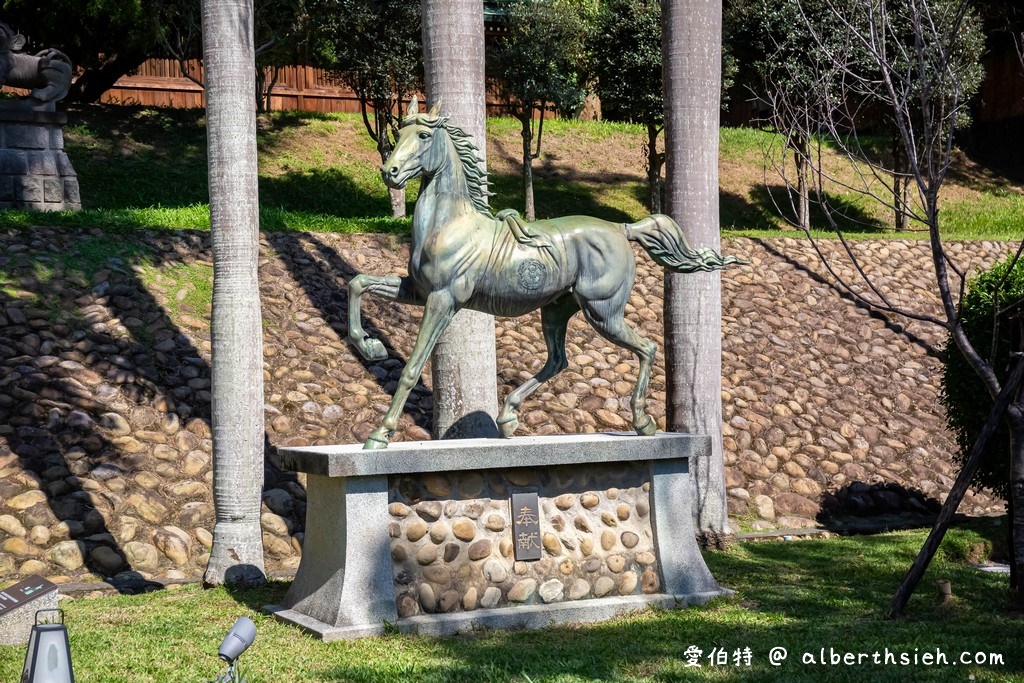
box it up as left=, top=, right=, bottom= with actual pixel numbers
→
left=0, top=526, right=1020, bottom=682
left=3, top=104, right=1018, bottom=238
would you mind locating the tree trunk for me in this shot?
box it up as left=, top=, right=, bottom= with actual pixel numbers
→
left=794, top=134, right=810, bottom=232
left=389, top=186, right=407, bottom=218
left=201, top=0, right=267, bottom=587
left=66, top=52, right=148, bottom=104
left=662, top=0, right=728, bottom=537
left=646, top=121, right=663, bottom=214
left=1009, top=401, right=1024, bottom=598
left=421, top=0, right=499, bottom=439
left=521, top=109, right=536, bottom=221
left=888, top=357, right=1024, bottom=617
left=892, top=136, right=910, bottom=232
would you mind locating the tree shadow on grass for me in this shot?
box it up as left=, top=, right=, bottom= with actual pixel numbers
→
left=720, top=190, right=780, bottom=231
left=749, top=185, right=888, bottom=233
left=259, top=168, right=394, bottom=219
left=487, top=172, right=637, bottom=224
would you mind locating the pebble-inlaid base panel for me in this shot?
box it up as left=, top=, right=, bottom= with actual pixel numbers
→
left=387, top=462, right=662, bottom=617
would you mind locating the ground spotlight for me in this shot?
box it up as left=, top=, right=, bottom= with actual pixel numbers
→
left=213, top=617, right=256, bottom=683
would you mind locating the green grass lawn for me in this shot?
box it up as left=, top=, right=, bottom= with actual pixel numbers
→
left=8, top=104, right=1021, bottom=240
left=0, top=526, right=1019, bottom=682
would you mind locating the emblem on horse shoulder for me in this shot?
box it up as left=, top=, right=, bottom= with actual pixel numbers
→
left=517, top=259, right=546, bottom=292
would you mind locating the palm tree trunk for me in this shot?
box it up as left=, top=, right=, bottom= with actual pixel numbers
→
left=201, top=0, right=266, bottom=586
left=662, top=0, right=728, bottom=537
left=421, top=0, right=499, bottom=439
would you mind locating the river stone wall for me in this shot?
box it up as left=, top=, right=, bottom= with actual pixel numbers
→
left=0, top=227, right=1013, bottom=586
left=387, top=463, right=658, bottom=617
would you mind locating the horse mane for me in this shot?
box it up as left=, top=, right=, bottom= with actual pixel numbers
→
left=408, top=113, right=494, bottom=217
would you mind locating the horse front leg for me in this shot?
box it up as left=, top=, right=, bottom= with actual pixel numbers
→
left=364, top=290, right=457, bottom=450
left=348, top=274, right=423, bottom=361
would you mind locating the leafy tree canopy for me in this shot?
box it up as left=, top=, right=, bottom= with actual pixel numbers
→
left=592, top=0, right=661, bottom=125
left=488, top=0, right=590, bottom=118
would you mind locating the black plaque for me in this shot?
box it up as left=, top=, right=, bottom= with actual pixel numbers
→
left=511, top=491, right=542, bottom=562
left=0, top=576, right=57, bottom=616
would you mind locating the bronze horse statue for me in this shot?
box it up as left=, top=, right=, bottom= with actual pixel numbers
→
left=348, top=97, right=743, bottom=449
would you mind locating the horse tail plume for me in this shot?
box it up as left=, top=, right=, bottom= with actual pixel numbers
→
left=624, top=214, right=747, bottom=273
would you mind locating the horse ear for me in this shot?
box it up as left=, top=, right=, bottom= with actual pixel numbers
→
left=428, top=98, right=442, bottom=118
left=10, top=33, right=24, bottom=51
left=406, top=95, right=419, bottom=118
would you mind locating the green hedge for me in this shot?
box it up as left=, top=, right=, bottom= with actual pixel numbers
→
left=940, top=252, right=1024, bottom=499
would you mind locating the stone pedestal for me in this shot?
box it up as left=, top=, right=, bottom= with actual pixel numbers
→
left=0, top=577, right=59, bottom=646
left=0, top=102, right=80, bottom=211
left=268, top=433, right=731, bottom=641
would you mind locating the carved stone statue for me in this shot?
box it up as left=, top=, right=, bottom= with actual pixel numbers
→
left=347, top=97, right=746, bottom=449
left=0, top=22, right=72, bottom=104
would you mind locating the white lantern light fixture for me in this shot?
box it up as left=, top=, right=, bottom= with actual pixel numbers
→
left=21, top=609, right=74, bottom=683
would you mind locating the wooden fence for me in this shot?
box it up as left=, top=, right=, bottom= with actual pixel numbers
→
left=99, top=58, right=516, bottom=116
left=100, top=59, right=366, bottom=113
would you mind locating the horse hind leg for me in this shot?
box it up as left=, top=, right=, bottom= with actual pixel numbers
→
left=578, top=299, right=657, bottom=436
left=497, top=296, right=579, bottom=438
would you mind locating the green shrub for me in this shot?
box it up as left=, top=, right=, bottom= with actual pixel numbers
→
left=940, top=252, right=1024, bottom=499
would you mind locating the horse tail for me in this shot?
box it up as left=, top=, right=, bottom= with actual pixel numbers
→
left=624, top=214, right=747, bottom=273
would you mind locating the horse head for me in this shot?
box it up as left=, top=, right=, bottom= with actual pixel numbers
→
left=381, top=96, right=449, bottom=189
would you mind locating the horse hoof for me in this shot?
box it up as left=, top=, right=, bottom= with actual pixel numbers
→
left=635, top=415, right=656, bottom=436
left=497, top=416, right=519, bottom=439
left=362, top=429, right=391, bottom=450
left=352, top=336, right=388, bottom=362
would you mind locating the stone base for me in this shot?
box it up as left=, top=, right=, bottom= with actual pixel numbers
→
left=0, top=590, right=58, bottom=646
left=269, top=591, right=727, bottom=642
left=269, top=433, right=731, bottom=640
left=0, top=102, right=80, bottom=211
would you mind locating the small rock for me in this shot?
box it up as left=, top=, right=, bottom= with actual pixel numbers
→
left=569, top=579, right=590, bottom=600
left=91, top=546, right=126, bottom=574
left=49, top=540, right=85, bottom=570
left=419, top=583, right=437, bottom=612
left=406, top=520, right=428, bottom=542
left=640, top=568, right=660, bottom=594
left=0, top=514, right=27, bottom=537
left=468, top=539, right=493, bottom=561
left=452, top=518, right=476, bottom=541
left=483, top=559, right=508, bottom=583
left=481, top=586, right=502, bottom=608
left=416, top=501, right=443, bottom=522
left=594, top=576, right=615, bottom=597
left=607, top=554, right=627, bottom=573
left=538, top=579, right=564, bottom=603
left=429, top=521, right=450, bottom=544
left=416, top=544, right=439, bottom=565
left=438, top=590, right=460, bottom=612
left=507, top=578, right=537, bottom=602
left=462, top=586, right=478, bottom=611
